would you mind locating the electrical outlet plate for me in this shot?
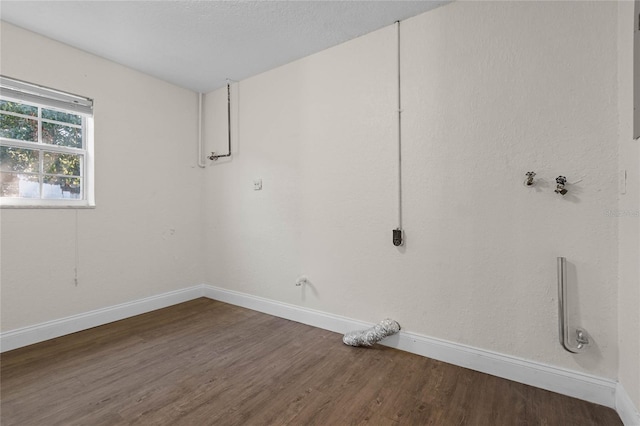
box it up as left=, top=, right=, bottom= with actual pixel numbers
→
left=253, top=179, right=262, bottom=190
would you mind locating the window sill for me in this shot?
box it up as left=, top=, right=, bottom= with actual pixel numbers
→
left=0, top=199, right=96, bottom=209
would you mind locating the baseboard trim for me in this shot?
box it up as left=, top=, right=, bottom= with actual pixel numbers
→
left=202, top=285, right=372, bottom=334
left=0, top=285, right=205, bottom=352
left=1, top=283, right=634, bottom=422
left=203, top=284, right=618, bottom=410
left=617, top=382, right=640, bottom=426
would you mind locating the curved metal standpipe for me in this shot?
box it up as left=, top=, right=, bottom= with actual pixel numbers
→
left=557, top=257, right=589, bottom=353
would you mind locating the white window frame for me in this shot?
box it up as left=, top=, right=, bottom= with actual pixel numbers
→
left=0, top=76, right=94, bottom=208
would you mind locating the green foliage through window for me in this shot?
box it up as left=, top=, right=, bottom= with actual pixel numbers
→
left=0, top=98, right=87, bottom=201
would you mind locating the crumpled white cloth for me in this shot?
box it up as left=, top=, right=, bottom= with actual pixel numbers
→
left=342, top=318, right=401, bottom=347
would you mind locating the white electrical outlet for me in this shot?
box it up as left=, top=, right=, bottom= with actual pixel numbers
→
left=253, top=179, right=262, bottom=190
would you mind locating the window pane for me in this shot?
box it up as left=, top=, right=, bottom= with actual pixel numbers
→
left=0, top=79, right=92, bottom=205
left=0, top=172, right=19, bottom=197
left=0, top=172, right=39, bottom=198
left=0, top=146, right=39, bottom=173
left=44, top=152, right=81, bottom=176
left=0, top=113, right=38, bottom=142
left=0, top=100, right=37, bottom=117
left=42, top=122, right=82, bottom=148
left=42, top=108, right=82, bottom=125
left=43, top=175, right=81, bottom=199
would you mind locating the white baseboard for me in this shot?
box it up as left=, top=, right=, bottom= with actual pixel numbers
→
left=0, top=285, right=205, bottom=353
left=202, top=284, right=373, bottom=334
left=617, top=382, right=640, bottom=426
left=202, top=284, right=618, bottom=410
left=1, top=283, right=635, bottom=423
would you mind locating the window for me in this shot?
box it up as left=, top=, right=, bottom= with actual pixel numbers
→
left=0, top=76, right=94, bottom=207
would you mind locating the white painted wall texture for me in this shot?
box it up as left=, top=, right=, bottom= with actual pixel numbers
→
left=1, top=1, right=638, bottom=413
left=618, top=0, right=640, bottom=411
left=0, top=22, right=205, bottom=331
left=204, top=1, right=622, bottom=380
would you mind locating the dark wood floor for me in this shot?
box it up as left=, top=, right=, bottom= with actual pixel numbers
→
left=1, top=298, right=621, bottom=425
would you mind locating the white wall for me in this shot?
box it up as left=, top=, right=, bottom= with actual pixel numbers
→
left=618, top=0, right=640, bottom=412
left=204, top=1, right=621, bottom=379
left=1, top=1, right=635, bottom=409
left=0, top=22, right=205, bottom=331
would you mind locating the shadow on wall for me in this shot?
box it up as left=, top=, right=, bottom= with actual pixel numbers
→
left=565, top=260, right=604, bottom=371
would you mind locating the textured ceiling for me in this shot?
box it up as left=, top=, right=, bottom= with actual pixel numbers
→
left=0, top=1, right=448, bottom=93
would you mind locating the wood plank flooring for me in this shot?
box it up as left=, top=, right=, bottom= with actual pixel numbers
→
left=1, top=298, right=622, bottom=425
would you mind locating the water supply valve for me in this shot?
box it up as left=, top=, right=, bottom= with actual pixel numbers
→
left=555, top=176, right=568, bottom=195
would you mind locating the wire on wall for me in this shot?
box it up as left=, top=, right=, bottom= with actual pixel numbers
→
left=74, top=210, right=79, bottom=286
left=392, top=20, right=404, bottom=247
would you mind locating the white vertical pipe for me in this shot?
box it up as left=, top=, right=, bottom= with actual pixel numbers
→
left=197, top=92, right=206, bottom=168
left=396, top=20, right=403, bottom=231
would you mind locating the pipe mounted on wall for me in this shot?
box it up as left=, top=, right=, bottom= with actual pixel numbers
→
left=209, top=81, right=232, bottom=161
left=196, top=81, right=233, bottom=167
left=557, top=257, right=590, bottom=353
left=197, top=92, right=206, bottom=168
left=393, top=20, right=404, bottom=247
